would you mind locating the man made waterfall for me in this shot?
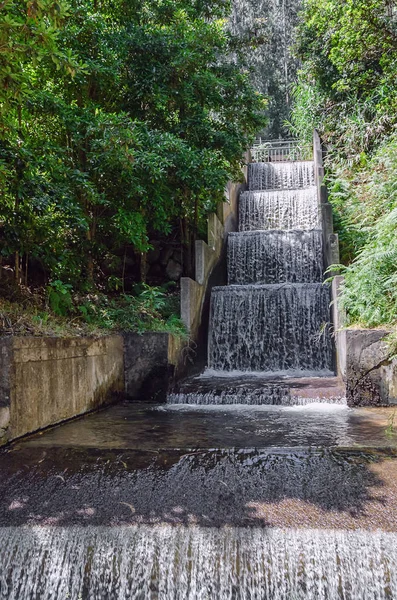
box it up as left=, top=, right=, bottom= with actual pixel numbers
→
left=209, top=284, right=332, bottom=373
left=206, top=157, right=333, bottom=378
left=167, top=149, right=336, bottom=407
left=2, top=526, right=396, bottom=600
left=248, top=161, right=315, bottom=190
left=227, top=230, right=324, bottom=284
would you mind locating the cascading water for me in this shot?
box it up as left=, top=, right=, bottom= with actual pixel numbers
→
left=209, top=283, right=332, bottom=373
left=227, top=229, right=324, bottom=284
left=207, top=158, right=333, bottom=378
left=1, top=526, right=397, bottom=599
left=167, top=152, right=337, bottom=407
left=239, top=187, right=320, bottom=231
left=248, top=161, right=315, bottom=191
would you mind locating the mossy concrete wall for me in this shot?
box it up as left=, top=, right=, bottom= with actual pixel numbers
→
left=0, top=335, right=124, bottom=445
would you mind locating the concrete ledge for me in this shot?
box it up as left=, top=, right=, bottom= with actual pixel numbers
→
left=0, top=335, right=124, bottom=445
left=345, top=329, right=397, bottom=406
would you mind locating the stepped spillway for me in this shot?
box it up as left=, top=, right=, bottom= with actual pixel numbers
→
left=239, top=187, right=320, bottom=231
left=208, top=283, right=332, bottom=374
left=248, top=160, right=315, bottom=190
left=169, top=150, right=336, bottom=405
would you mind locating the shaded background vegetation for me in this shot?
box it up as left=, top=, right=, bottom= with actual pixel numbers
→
left=290, top=0, right=397, bottom=328
left=231, top=0, right=302, bottom=138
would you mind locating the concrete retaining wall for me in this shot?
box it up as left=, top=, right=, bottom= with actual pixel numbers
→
left=123, top=332, right=184, bottom=401
left=345, top=329, right=397, bottom=406
left=0, top=335, right=124, bottom=445
left=180, top=160, right=248, bottom=341
left=313, top=130, right=345, bottom=377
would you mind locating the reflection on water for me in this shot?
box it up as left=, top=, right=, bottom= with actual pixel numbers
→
left=1, top=525, right=397, bottom=599
left=16, top=401, right=397, bottom=450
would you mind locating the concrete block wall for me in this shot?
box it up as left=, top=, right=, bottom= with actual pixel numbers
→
left=123, top=332, right=184, bottom=401
left=313, top=130, right=345, bottom=377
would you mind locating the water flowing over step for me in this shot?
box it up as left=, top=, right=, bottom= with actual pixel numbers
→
left=228, top=229, right=324, bottom=285
left=248, top=161, right=315, bottom=191
left=168, top=376, right=346, bottom=406
left=239, top=187, right=320, bottom=231
left=2, top=526, right=396, bottom=599
left=208, top=283, right=333, bottom=374
left=168, top=147, right=338, bottom=407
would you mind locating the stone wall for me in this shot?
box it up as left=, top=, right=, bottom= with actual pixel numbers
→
left=345, top=329, right=397, bottom=406
left=0, top=335, right=124, bottom=445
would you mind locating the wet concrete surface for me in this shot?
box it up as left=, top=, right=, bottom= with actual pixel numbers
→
left=1, top=401, right=397, bottom=530
left=1, top=446, right=397, bottom=529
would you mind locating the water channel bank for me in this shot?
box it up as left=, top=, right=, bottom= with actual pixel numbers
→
left=0, top=332, right=185, bottom=446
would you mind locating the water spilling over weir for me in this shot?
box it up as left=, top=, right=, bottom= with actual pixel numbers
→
left=2, top=526, right=397, bottom=600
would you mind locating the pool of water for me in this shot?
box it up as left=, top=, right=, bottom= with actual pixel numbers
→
left=14, top=401, right=397, bottom=450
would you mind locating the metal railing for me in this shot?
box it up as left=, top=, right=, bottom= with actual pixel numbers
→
left=251, top=139, right=313, bottom=163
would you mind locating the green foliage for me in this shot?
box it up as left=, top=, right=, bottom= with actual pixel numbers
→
left=0, top=0, right=76, bottom=111
left=0, top=285, right=186, bottom=337
left=291, top=0, right=397, bottom=328
left=77, top=286, right=187, bottom=336
left=328, top=135, right=397, bottom=327
left=291, top=0, right=397, bottom=160
left=47, top=280, right=73, bottom=316
left=0, top=0, right=267, bottom=293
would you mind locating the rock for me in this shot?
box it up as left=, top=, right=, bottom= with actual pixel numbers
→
left=171, top=250, right=182, bottom=264
left=346, top=330, right=397, bottom=406
left=160, top=247, right=174, bottom=266
left=166, top=259, right=183, bottom=281
left=0, top=407, right=9, bottom=430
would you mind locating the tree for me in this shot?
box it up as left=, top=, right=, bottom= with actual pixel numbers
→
left=0, top=0, right=267, bottom=291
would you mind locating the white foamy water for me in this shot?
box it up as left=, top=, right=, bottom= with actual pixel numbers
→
left=239, top=187, right=320, bottom=231
left=1, top=526, right=396, bottom=599
left=208, top=284, right=333, bottom=373
left=168, top=152, right=337, bottom=409
left=199, top=369, right=335, bottom=379
left=158, top=402, right=348, bottom=414
left=248, top=161, right=315, bottom=191
left=228, top=229, right=324, bottom=285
